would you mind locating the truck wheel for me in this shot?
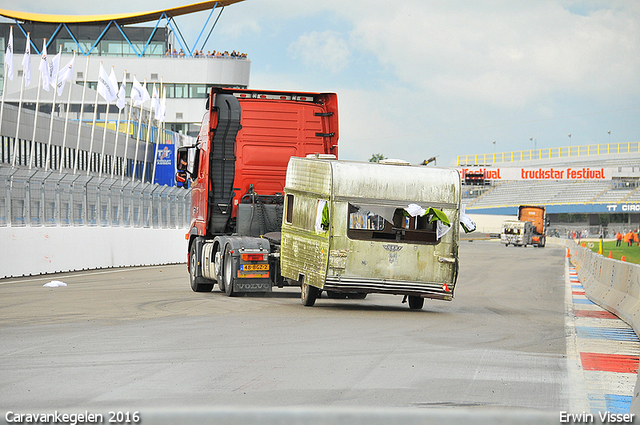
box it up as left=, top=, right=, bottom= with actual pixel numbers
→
left=214, top=245, right=225, bottom=292
left=223, top=245, right=237, bottom=297
left=190, top=243, right=213, bottom=293
left=301, top=281, right=320, bottom=306
left=408, top=295, right=424, bottom=310
left=539, top=237, right=546, bottom=247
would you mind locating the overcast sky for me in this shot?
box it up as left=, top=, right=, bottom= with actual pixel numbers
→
left=5, top=0, right=640, bottom=165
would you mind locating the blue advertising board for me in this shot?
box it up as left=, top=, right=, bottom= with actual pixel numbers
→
left=153, top=144, right=175, bottom=186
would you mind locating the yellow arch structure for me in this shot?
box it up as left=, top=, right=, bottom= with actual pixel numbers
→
left=0, top=0, right=245, bottom=25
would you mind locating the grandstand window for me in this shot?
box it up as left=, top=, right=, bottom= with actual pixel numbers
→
left=189, top=85, right=208, bottom=98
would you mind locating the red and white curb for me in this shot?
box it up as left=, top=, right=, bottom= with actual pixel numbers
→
left=565, top=259, right=639, bottom=414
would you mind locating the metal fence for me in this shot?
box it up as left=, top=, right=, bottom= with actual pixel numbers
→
left=1, top=166, right=191, bottom=228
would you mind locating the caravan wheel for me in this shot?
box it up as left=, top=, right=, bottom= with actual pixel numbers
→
left=408, top=296, right=424, bottom=310
left=301, top=281, right=320, bottom=307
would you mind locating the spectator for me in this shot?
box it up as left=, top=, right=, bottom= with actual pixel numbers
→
left=625, top=230, right=633, bottom=246
left=179, top=49, right=185, bottom=57
left=616, top=231, right=623, bottom=247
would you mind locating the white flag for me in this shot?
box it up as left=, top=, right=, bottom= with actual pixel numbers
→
left=116, top=73, right=126, bottom=111
left=97, top=63, right=117, bottom=102
left=5, top=26, right=13, bottom=81
left=155, top=86, right=166, bottom=121
left=108, top=67, right=119, bottom=103
left=21, top=33, right=30, bottom=87
left=131, top=76, right=150, bottom=106
left=151, top=84, right=159, bottom=112
left=55, top=55, right=74, bottom=95
left=38, top=40, right=49, bottom=90
left=48, top=50, right=60, bottom=90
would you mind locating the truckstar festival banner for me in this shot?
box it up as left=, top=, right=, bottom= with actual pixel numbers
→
left=459, top=167, right=612, bottom=181
left=154, top=144, right=175, bottom=186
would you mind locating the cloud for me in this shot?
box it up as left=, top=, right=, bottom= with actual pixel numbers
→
left=288, top=31, right=350, bottom=73
left=348, top=1, right=640, bottom=107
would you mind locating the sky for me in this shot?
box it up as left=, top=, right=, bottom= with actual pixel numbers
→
left=4, top=0, right=640, bottom=166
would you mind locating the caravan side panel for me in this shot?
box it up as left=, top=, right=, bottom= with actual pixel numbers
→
left=280, top=158, right=332, bottom=289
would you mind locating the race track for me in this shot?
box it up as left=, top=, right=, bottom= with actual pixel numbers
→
left=0, top=241, right=589, bottom=423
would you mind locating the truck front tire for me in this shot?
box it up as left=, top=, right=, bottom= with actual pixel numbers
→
left=190, top=242, right=214, bottom=293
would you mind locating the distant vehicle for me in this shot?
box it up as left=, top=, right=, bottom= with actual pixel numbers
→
left=501, top=220, right=535, bottom=247
left=501, top=205, right=547, bottom=247
left=518, top=205, right=547, bottom=247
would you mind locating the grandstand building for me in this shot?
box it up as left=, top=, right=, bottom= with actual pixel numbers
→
left=459, top=143, right=640, bottom=237
left=0, top=1, right=249, bottom=137
left=0, top=1, right=249, bottom=182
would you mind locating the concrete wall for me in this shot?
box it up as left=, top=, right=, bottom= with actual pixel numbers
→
left=0, top=226, right=187, bottom=278
left=559, top=238, right=640, bottom=414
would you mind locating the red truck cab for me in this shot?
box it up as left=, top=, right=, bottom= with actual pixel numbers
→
left=176, top=87, right=338, bottom=294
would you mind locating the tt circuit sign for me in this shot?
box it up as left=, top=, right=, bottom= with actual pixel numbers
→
left=606, top=204, right=640, bottom=212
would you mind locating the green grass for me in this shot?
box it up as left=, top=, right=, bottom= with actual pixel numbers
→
left=584, top=240, right=640, bottom=265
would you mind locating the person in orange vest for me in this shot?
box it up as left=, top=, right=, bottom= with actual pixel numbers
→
left=624, top=231, right=633, bottom=247
left=616, top=231, right=623, bottom=247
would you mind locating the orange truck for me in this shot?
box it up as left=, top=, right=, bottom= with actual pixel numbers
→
left=518, top=205, right=547, bottom=247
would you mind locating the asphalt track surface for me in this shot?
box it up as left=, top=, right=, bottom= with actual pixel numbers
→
left=0, top=241, right=571, bottom=422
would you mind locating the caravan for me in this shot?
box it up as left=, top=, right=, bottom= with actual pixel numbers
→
left=280, top=157, right=470, bottom=309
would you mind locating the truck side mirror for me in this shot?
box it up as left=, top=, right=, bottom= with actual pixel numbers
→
left=176, top=145, right=199, bottom=183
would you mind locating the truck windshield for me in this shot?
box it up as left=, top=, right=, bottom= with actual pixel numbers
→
left=347, top=203, right=440, bottom=244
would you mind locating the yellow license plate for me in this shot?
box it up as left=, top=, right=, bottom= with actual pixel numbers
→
left=241, top=264, right=269, bottom=271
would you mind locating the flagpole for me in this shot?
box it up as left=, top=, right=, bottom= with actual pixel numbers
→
left=58, top=51, right=76, bottom=172
left=132, top=103, right=144, bottom=183
left=12, top=32, right=27, bottom=167
left=111, top=70, right=126, bottom=179
left=73, top=55, right=90, bottom=174
left=141, top=82, right=156, bottom=184
left=122, top=95, right=134, bottom=181
left=152, top=80, right=164, bottom=185
left=28, top=38, right=47, bottom=170
left=98, top=73, right=112, bottom=179
left=132, top=77, right=147, bottom=183
left=0, top=26, right=12, bottom=143
left=87, top=62, right=102, bottom=176
left=12, top=64, right=25, bottom=167
left=44, top=45, right=62, bottom=172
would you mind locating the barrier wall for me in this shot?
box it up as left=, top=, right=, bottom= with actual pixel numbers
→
left=558, top=238, right=640, bottom=414
left=0, top=226, right=187, bottom=279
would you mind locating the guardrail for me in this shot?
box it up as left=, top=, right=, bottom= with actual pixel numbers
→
left=1, top=167, right=190, bottom=228
left=0, top=166, right=192, bottom=278
left=457, top=141, right=640, bottom=166
left=559, top=238, right=640, bottom=414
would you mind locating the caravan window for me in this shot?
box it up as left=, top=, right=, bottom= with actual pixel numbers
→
left=285, top=194, right=294, bottom=224
left=347, top=203, right=440, bottom=244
